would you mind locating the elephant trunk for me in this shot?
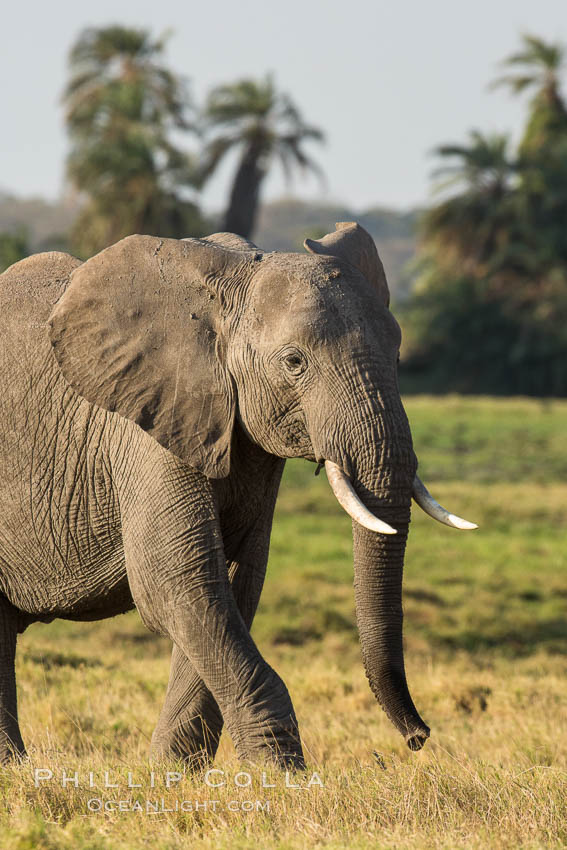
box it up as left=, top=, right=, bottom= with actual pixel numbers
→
left=328, top=405, right=430, bottom=750
left=352, top=495, right=430, bottom=749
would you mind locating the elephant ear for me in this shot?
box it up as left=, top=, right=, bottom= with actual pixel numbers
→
left=304, top=221, right=390, bottom=307
left=48, top=234, right=249, bottom=478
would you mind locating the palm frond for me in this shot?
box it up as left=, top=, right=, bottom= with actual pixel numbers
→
left=200, top=73, right=324, bottom=197
left=199, top=135, right=241, bottom=183
left=277, top=136, right=325, bottom=183
left=491, top=33, right=566, bottom=99
left=491, top=74, right=537, bottom=94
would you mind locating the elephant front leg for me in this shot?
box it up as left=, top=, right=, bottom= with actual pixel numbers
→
left=150, top=526, right=272, bottom=765
left=122, top=469, right=303, bottom=768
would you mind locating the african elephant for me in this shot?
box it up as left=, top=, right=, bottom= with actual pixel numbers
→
left=0, top=223, right=475, bottom=766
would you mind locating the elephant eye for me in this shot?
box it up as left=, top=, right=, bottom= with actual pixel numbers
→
left=281, top=349, right=307, bottom=376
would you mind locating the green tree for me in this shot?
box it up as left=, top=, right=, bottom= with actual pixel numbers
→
left=401, top=35, right=567, bottom=397
left=492, top=34, right=567, bottom=154
left=202, top=75, right=324, bottom=238
left=493, top=35, right=567, bottom=270
left=63, top=26, right=206, bottom=257
left=421, top=131, right=525, bottom=276
left=401, top=262, right=567, bottom=397
left=0, top=231, right=29, bottom=273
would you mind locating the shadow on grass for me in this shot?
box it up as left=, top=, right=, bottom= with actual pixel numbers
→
left=405, top=587, right=447, bottom=606
left=268, top=610, right=357, bottom=647
left=26, top=650, right=103, bottom=669
left=434, top=618, right=567, bottom=657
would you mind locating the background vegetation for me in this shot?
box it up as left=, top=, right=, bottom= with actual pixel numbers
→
left=1, top=395, right=566, bottom=849
left=3, top=29, right=567, bottom=398
left=61, top=26, right=207, bottom=256
left=400, top=35, right=567, bottom=397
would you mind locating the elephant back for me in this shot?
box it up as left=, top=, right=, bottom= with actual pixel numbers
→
left=0, top=252, right=82, bottom=399
left=0, top=252, right=82, bottom=331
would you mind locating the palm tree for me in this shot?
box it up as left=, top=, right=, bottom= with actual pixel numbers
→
left=422, top=131, right=523, bottom=274
left=403, top=36, right=567, bottom=397
left=432, top=131, right=511, bottom=193
left=492, top=34, right=567, bottom=153
left=62, top=26, right=205, bottom=257
left=492, top=34, right=567, bottom=266
left=201, top=75, right=324, bottom=238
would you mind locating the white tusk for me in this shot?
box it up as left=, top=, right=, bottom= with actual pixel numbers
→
left=412, top=474, right=478, bottom=530
left=324, top=461, right=397, bottom=534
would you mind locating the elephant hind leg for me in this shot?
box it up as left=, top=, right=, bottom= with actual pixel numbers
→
left=0, top=597, right=26, bottom=762
left=150, top=643, right=223, bottom=766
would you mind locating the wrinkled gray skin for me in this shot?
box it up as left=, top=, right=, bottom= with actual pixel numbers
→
left=0, top=223, right=430, bottom=766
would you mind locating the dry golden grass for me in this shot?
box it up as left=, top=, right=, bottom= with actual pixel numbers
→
left=2, top=647, right=566, bottom=849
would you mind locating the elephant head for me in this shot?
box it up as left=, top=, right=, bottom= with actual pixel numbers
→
left=48, top=223, right=476, bottom=750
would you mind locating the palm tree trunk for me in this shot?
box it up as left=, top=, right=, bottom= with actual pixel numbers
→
left=223, top=143, right=265, bottom=238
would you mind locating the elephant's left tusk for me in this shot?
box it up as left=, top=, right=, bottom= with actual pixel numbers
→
left=324, top=461, right=397, bottom=535
left=412, top=474, right=478, bottom=530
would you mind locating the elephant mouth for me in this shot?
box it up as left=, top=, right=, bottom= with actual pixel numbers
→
left=324, top=460, right=478, bottom=533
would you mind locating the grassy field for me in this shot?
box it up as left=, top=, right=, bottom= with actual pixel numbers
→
left=1, top=396, right=566, bottom=849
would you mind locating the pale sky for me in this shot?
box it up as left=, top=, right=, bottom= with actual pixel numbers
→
left=2, top=0, right=566, bottom=212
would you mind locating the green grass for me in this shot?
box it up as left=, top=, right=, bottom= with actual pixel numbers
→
left=406, top=395, right=567, bottom=483
left=2, top=396, right=567, bottom=848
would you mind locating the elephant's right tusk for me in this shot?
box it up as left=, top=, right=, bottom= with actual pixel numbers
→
left=324, top=461, right=397, bottom=535
left=412, top=474, right=478, bottom=530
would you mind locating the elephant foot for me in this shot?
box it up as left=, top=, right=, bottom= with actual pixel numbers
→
left=231, top=743, right=305, bottom=771
left=227, top=711, right=305, bottom=770
left=0, top=732, right=27, bottom=765
left=150, top=716, right=221, bottom=769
